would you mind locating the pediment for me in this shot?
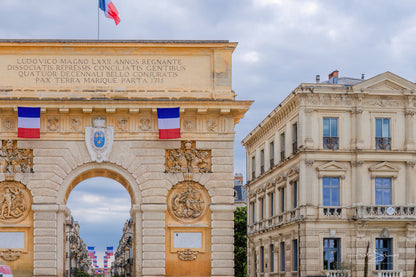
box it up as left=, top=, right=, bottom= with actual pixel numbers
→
left=368, top=162, right=399, bottom=172
left=286, top=167, right=299, bottom=180
left=317, top=161, right=348, bottom=172
left=317, top=161, right=348, bottom=178
left=273, top=173, right=287, bottom=184
left=353, top=72, right=416, bottom=95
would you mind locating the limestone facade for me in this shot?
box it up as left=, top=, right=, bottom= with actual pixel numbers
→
left=0, top=40, right=252, bottom=277
left=242, top=72, right=416, bottom=277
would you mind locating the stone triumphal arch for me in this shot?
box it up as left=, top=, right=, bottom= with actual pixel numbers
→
left=0, top=40, right=251, bottom=277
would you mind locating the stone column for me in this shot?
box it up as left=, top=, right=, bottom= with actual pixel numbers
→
left=302, top=159, right=314, bottom=205
left=211, top=204, right=235, bottom=277
left=352, top=161, right=364, bottom=205
left=130, top=204, right=142, bottom=277
left=32, top=203, right=59, bottom=277
left=304, top=109, right=314, bottom=149
left=141, top=203, right=166, bottom=277
left=406, top=162, right=415, bottom=205
left=354, top=108, right=364, bottom=149
left=405, top=110, right=415, bottom=150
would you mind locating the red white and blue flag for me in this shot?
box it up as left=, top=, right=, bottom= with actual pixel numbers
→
left=106, top=246, right=113, bottom=255
left=18, top=107, right=40, bottom=139
left=157, top=107, right=181, bottom=139
left=99, top=0, right=120, bottom=25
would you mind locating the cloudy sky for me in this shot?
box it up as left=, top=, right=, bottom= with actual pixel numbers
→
left=3, top=0, right=416, bottom=267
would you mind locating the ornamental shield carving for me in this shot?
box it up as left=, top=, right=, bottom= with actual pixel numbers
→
left=85, top=118, right=114, bottom=163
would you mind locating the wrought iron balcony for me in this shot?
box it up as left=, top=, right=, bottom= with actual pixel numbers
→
left=292, top=141, right=298, bottom=154
left=354, top=205, right=416, bottom=220
left=376, top=137, right=391, bottom=150
left=323, top=137, right=339, bottom=149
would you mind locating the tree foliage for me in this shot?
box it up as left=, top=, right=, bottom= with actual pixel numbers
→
left=234, top=206, right=247, bottom=277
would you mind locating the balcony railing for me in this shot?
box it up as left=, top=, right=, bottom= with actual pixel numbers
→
left=324, top=270, right=351, bottom=277
left=376, top=137, right=391, bottom=150
left=355, top=205, right=416, bottom=220
left=323, top=207, right=342, bottom=217
left=292, top=141, right=298, bottom=154
left=373, top=270, right=402, bottom=277
left=323, top=137, right=339, bottom=149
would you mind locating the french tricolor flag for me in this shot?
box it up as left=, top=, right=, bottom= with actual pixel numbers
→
left=157, top=107, right=181, bottom=139
left=18, top=107, right=40, bottom=139
left=99, top=0, right=120, bottom=25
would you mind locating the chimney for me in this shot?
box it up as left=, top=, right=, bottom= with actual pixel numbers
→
left=361, top=73, right=365, bottom=80
left=328, top=70, right=339, bottom=84
left=316, top=75, right=320, bottom=83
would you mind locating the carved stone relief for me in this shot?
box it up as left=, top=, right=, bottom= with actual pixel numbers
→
left=167, top=181, right=209, bottom=223
left=116, top=118, right=128, bottom=131
left=70, top=118, right=82, bottom=132
left=184, top=120, right=194, bottom=130
left=165, top=141, right=211, bottom=173
left=0, top=249, right=23, bottom=261
left=47, top=117, right=59, bottom=131
left=0, top=181, right=31, bottom=223
left=207, top=119, right=217, bottom=132
left=139, top=118, right=151, bottom=131
left=177, top=249, right=198, bottom=261
left=2, top=118, right=16, bottom=131
left=0, top=140, right=33, bottom=174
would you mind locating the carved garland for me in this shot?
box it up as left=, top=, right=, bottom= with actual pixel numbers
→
left=177, top=249, right=198, bottom=261
left=0, top=249, right=22, bottom=261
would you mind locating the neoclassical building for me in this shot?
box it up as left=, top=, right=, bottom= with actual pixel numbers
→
left=242, top=71, right=416, bottom=277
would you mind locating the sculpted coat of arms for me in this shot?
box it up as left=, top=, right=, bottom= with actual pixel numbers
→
left=85, top=118, right=114, bottom=163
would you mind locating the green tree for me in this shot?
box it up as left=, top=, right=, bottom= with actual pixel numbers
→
left=76, top=270, right=89, bottom=277
left=234, top=206, right=247, bottom=277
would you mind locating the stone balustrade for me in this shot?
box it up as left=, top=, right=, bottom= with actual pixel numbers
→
left=373, top=270, right=402, bottom=277
left=355, top=205, right=416, bottom=220
left=324, top=270, right=351, bottom=277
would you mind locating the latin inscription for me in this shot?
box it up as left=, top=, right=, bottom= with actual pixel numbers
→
left=1, top=55, right=211, bottom=89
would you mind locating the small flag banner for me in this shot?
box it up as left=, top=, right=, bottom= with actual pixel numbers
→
left=99, top=0, right=120, bottom=25
left=157, top=107, right=181, bottom=139
left=18, top=107, right=40, bottom=138
left=106, top=246, right=113, bottom=254
left=0, top=265, right=13, bottom=277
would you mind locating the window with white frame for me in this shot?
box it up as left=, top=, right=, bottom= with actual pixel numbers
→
left=375, top=118, right=391, bottom=150
left=323, top=117, right=339, bottom=149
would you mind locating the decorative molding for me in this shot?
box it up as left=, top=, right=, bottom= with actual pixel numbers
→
left=304, top=159, right=314, bottom=167
left=368, top=161, right=399, bottom=179
left=0, top=249, right=22, bottom=261
left=116, top=118, right=128, bottom=131
left=316, top=161, right=348, bottom=179
left=167, top=181, right=209, bottom=223
left=406, top=161, right=416, bottom=168
left=0, top=181, right=31, bottom=223
left=351, top=161, right=364, bottom=167
left=0, top=140, right=33, bottom=173
left=47, top=117, right=59, bottom=131
left=177, top=249, right=198, bottom=261
left=165, top=141, right=211, bottom=173
left=207, top=119, right=218, bottom=132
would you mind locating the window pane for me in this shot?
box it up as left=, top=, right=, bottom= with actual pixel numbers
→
left=375, top=178, right=392, bottom=205
left=383, top=119, right=390, bottom=137
left=323, top=118, right=330, bottom=137
left=376, top=118, right=382, bottom=137
left=331, top=118, right=338, bottom=137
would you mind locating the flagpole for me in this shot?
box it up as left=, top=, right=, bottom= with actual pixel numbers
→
left=97, top=4, right=100, bottom=40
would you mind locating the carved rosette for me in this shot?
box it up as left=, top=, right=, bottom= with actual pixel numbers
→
left=167, top=181, right=209, bottom=223
left=177, top=249, right=198, bottom=261
left=0, top=249, right=22, bottom=261
left=0, top=181, right=31, bottom=223
left=165, top=141, right=211, bottom=173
